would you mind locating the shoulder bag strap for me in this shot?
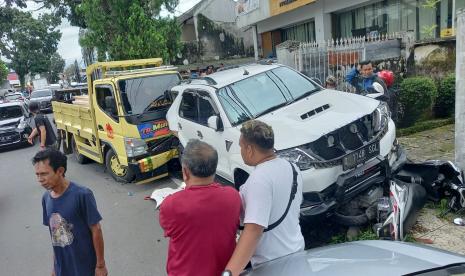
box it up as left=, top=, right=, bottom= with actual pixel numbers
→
left=239, top=162, right=298, bottom=232
left=264, top=162, right=298, bottom=232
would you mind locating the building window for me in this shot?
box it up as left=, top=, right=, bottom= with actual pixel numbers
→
left=334, top=0, right=458, bottom=41
left=281, top=20, right=316, bottom=43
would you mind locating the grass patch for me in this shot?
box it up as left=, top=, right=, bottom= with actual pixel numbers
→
left=425, top=199, right=454, bottom=219
left=330, top=227, right=418, bottom=244
left=329, top=227, right=379, bottom=244
left=398, top=118, right=454, bottom=137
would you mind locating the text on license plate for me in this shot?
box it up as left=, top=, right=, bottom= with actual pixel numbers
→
left=0, top=136, right=12, bottom=142
left=342, top=141, right=380, bottom=170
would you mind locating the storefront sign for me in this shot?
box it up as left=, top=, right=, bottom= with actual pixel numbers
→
left=236, top=0, right=259, bottom=16
left=270, top=0, right=316, bottom=16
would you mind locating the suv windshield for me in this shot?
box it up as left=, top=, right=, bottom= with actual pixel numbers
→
left=0, top=105, right=23, bottom=120
left=118, top=73, right=180, bottom=115
left=218, top=66, right=319, bottom=125
left=31, top=90, right=52, bottom=98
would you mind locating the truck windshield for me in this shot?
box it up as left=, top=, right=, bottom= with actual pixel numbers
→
left=31, top=90, right=52, bottom=98
left=118, top=74, right=180, bottom=115
left=218, top=66, right=320, bottom=126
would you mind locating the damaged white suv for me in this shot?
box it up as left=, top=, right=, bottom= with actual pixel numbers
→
left=166, top=63, right=404, bottom=223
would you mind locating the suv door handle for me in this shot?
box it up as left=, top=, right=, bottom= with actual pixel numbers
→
left=197, top=130, right=203, bottom=139
left=178, top=123, right=182, bottom=130
left=98, top=124, right=104, bottom=131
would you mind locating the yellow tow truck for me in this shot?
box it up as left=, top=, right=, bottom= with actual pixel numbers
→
left=52, top=58, right=181, bottom=183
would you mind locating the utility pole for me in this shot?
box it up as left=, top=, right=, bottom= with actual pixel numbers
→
left=456, top=8, right=465, bottom=172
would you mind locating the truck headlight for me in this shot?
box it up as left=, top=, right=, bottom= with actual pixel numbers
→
left=278, top=147, right=315, bottom=171
left=124, top=138, right=148, bottom=157
left=373, top=102, right=389, bottom=132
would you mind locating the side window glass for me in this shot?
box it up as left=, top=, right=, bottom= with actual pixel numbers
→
left=169, top=90, right=179, bottom=101
left=95, top=86, right=119, bottom=122
left=197, top=92, right=218, bottom=126
left=179, top=92, right=198, bottom=121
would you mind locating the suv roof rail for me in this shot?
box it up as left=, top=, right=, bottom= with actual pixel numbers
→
left=216, top=65, right=241, bottom=72
left=104, top=65, right=178, bottom=77
left=181, top=77, right=218, bottom=86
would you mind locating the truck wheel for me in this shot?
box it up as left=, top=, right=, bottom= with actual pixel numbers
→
left=72, top=136, right=89, bottom=164
left=105, top=148, right=135, bottom=183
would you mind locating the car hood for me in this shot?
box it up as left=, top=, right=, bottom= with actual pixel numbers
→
left=30, top=96, right=52, bottom=101
left=244, top=240, right=465, bottom=276
left=0, top=117, right=21, bottom=131
left=253, top=90, right=379, bottom=150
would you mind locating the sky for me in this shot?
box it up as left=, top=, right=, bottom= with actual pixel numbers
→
left=24, top=0, right=202, bottom=67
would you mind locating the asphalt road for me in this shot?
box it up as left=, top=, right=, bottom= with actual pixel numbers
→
left=0, top=133, right=178, bottom=275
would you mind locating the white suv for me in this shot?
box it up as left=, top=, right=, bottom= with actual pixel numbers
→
left=166, top=63, right=404, bottom=222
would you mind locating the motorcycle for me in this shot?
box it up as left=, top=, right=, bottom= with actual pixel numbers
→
left=376, top=160, right=465, bottom=241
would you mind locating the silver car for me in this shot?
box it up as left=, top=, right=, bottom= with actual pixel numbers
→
left=243, top=240, right=465, bottom=276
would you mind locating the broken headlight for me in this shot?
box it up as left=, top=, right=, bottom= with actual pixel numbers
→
left=125, top=137, right=148, bottom=157
left=278, top=147, right=315, bottom=171
left=373, top=102, right=389, bottom=132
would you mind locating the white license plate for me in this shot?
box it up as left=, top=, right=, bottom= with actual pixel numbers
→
left=342, top=141, right=380, bottom=170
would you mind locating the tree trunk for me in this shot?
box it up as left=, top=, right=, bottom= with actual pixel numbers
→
left=19, top=74, right=26, bottom=89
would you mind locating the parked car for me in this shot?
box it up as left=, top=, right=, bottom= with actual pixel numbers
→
left=243, top=240, right=465, bottom=276
left=29, top=88, right=54, bottom=112
left=0, top=102, right=33, bottom=148
left=4, top=92, right=29, bottom=106
left=166, top=63, right=404, bottom=224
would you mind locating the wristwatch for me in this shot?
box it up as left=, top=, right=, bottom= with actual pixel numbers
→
left=221, top=270, right=233, bottom=276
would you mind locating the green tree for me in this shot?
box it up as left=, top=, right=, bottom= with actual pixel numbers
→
left=0, top=7, right=61, bottom=88
left=0, top=60, right=8, bottom=81
left=78, top=0, right=181, bottom=62
left=47, top=52, right=65, bottom=83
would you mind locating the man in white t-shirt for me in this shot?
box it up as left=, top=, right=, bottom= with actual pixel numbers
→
left=223, top=120, right=305, bottom=276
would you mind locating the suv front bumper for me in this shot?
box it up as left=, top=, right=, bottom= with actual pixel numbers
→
left=299, top=143, right=406, bottom=222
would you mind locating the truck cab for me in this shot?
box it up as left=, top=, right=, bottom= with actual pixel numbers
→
left=54, top=58, right=181, bottom=183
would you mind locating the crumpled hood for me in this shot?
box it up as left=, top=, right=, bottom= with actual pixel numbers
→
left=0, top=117, right=23, bottom=133
left=0, top=117, right=21, bottom=129
left=256, top=90, right=379, bottom=150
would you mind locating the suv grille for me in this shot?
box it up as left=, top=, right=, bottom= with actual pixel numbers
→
left=304, top=112, right=386, bottom=161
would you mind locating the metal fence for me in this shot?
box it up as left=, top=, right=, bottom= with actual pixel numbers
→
left=277, top=34, right=400, bottom=91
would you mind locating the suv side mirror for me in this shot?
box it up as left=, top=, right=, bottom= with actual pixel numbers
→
left=207, top=115, right=223, bottom=131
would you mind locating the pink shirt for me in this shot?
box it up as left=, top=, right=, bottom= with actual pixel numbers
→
left=159, top=183, right=241, bottom=276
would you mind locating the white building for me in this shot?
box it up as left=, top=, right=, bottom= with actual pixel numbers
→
left=178, top=0, right=254, bottom=61
left=236, top=0, right=465, bottom=58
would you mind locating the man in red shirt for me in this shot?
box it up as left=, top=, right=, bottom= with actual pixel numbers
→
left=159, top=139, right=241, bottom=276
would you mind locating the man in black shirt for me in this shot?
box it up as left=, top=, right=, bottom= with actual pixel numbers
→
left=28, top=102, right=57, bottom=150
